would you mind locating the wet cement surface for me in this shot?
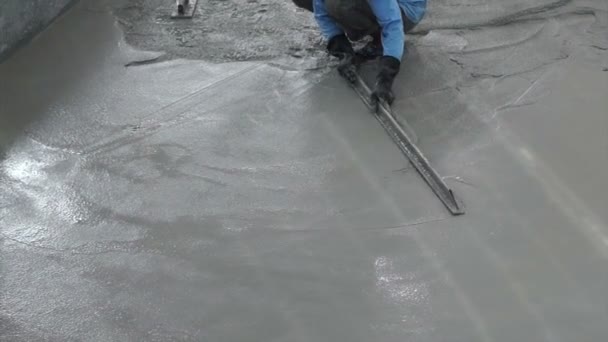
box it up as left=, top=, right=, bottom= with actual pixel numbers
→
left=0, top=0, right=74, bottom=59
left=1, top=0, right=608, bottom=341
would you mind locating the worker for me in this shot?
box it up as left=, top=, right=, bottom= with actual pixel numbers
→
left=292, top=0, right=427, bottom=107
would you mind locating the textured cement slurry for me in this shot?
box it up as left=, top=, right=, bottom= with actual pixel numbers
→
left=1, top=0, right=608, bottom=341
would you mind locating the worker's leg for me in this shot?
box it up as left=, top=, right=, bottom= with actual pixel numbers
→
left=325, top=0, right=379, bottom=40
left=402, top=0, right=427, bottom=31
left=294, top=0, right=420, bottom=35
left=292, top=0, right=313, bottom=12
left=356, top=7, right=420, bottom=61
left=295, top=0, right=421, bottom=59
left=403, top=15, right=417, bottom=33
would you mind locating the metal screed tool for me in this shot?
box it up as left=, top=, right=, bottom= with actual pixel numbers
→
left=347, top=72, right=465, bottom=215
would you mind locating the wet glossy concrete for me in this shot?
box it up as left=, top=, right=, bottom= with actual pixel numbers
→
left=1, top=1, right=607, bottom=341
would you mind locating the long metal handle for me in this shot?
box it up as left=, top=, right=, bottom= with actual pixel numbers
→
left=350, top=73, right=465, bottom=215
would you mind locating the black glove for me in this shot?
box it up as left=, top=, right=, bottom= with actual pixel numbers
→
left=372, top=56, right=401, bottom=107
left=355, top=32, right=383, bottom=62
left=327, top=34, right=357, bottom=84
left=327, top=34, right=354, bottom=58
left=355, top=41, right=383, bottom=61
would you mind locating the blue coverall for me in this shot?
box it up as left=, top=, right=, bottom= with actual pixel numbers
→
left=313, top=0, right=427, bottom=60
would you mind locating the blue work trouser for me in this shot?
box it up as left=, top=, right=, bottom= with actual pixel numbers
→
left=292, top=0, right=417, bottom=40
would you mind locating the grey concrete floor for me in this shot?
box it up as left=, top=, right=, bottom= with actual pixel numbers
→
left=1, top=1, right=608, bottom=341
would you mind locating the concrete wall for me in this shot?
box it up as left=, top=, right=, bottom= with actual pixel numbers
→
left=0, top=0, right=75, bottom=60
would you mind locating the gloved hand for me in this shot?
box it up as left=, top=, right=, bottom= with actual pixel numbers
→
left=355, top=32, right=383, bottom=62
left=355, top=41, right=383, bottom=61
left=372, top=56, right=401, bottom=108
left=327, top=33, right=354, bottom=58
left=327, top=34, right=357, bottom=84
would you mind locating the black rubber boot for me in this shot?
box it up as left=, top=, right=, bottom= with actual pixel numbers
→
left=292, top=0, right=313, bottom=12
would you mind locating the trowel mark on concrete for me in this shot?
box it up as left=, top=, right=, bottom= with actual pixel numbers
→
left=419, top=0, right=575, bottom=32
left=81, top=62, right=264, bottom=154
